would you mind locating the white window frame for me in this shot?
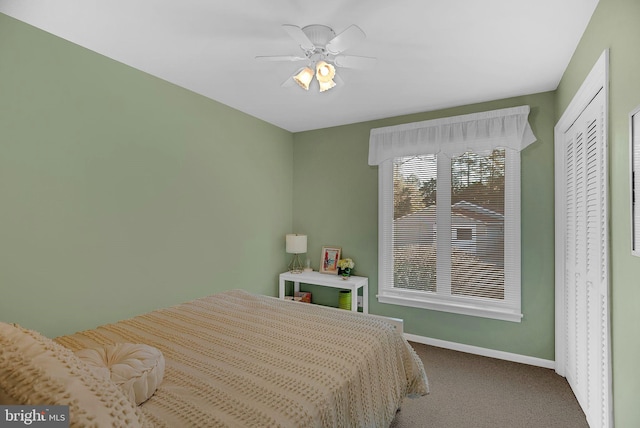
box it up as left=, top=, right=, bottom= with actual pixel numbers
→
left=377, top=150, right=521, bottom=322
left=370, top=106, right=536, bottom=323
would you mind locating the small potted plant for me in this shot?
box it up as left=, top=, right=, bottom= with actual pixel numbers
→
left=337, top=258, right=355, bottom=280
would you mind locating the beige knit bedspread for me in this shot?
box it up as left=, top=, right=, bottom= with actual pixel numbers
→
left=55, top=290, right=429, bottom=427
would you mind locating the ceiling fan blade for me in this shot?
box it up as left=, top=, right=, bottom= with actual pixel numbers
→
left=334, top=55, right=377, bottom=69
left=326, top=25, right=366, bottom=54
left=282, top=24, right=315, bottom=51
left=281, top=74, right=297, bottom=87
left=256, top=55, right=307, bottom=62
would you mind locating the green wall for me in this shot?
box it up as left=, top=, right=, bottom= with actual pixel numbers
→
left=556, top=0, right=640, bottom=425
left=0, top=14, right=293, bottom=338
left=6, top=2, right=639, bottom=423
left=292, top=92, right=557, bottom=360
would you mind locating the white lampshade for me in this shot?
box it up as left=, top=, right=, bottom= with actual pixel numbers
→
left=316, top=61, right=336, bottom=92
left=318, top=79, right=336, bottom=92
left=315, top=61, right=335, bottom=83
left=293, top=67, right=314, bottom=90
left=286, top=234, right=307, bottom=254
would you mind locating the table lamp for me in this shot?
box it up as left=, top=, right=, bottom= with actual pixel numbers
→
left=286, top=234, right=307, bottom=274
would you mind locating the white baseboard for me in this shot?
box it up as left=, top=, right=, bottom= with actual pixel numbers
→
left=404, top=333, right=555, bottom=369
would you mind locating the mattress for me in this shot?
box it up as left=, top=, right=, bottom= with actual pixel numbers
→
left=55, top=289, right=429, bottom=427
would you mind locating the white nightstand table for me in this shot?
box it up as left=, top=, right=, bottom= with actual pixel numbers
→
left=279, top=270, right=369, bottom=314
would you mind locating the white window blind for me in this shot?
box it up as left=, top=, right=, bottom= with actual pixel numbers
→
left=370, top=106, right=536, bottom=322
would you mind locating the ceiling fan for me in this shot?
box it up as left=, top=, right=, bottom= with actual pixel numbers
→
left=256, top=24, right=377, bottom=92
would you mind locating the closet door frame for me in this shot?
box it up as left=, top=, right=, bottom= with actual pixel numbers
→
left=554, top=49, right=611, bottom=426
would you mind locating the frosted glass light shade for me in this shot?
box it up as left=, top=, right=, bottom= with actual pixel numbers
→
left=316, top=61, right=336, bottom=92
left=286, top=234, right=307, bottom=254
left=293, top=68, right=314, bottom=90
left=318, top=79, right=336, bottom=92
left=315, top=61, right=335, bottom=82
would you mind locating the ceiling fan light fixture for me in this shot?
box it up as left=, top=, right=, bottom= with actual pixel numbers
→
left=261, top=23, right=374, bottom=93
left=318, top=79, right=336, bottom=92
left=293, top=67, right=314, bottom=90
left=315, top=61, right=335, bottom=83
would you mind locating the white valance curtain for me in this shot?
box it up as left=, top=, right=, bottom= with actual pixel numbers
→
left=368, top=105, right=537, bottom=165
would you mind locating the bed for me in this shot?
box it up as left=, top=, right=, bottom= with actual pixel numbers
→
left=1, top=289, right=429, bottom=427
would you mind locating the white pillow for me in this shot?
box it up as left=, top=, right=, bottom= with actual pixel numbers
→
left=0, top=322, right=146, bottom=427
left=76, top=343, right=165, bottom=405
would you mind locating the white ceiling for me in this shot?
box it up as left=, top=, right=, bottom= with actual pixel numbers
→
left=0, top=0, right=599, bottom=133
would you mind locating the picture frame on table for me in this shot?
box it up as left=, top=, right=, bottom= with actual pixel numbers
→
left=320, top=246, right=341, bottom=274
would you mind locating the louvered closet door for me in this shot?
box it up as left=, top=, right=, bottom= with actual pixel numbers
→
left=562, top=88, right=610, bottom=428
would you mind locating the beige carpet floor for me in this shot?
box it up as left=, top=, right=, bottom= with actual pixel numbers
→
left=391, top=342, right=589, bottom=428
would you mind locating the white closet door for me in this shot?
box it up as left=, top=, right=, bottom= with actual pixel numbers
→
left=561, top=88, right=610, bottom=428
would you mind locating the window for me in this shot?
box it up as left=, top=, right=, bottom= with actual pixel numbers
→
left=369, top=106, right=537, bottom=322
left=455, top=228, right=473, bottom=241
